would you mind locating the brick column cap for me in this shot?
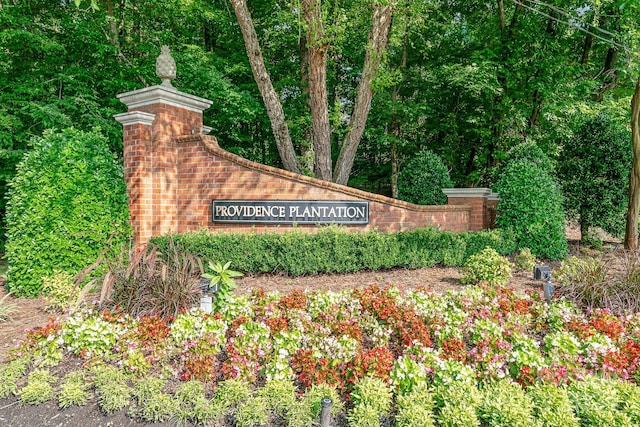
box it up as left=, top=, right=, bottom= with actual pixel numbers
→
left=117, top=85, right=213, bottom=113
left=114, top=111, right=156, bottom=126
left=487, top=192, right=500, bottom=201
left=442, top=188, right=492, bottom=198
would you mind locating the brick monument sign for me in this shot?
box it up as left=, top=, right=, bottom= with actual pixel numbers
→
left=115, top=48, right=497, bottom=244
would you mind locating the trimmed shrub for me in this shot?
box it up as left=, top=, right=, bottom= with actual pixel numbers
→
left=559, top=114, right=631, bottom=239
left=460, top=247, right=512, bottom=286
left=567, top=376, right=633, bottom=426
left=527, top=383, right=579, bottom=427
left=494, top=159, right=568, bottom=260
left=151, top=227, right=516, bottom=276
left=398, top=150, right=453, bottom=205
left=5, top=128, right=130, bottom=296
left=477, top=380, right=535, bottom=427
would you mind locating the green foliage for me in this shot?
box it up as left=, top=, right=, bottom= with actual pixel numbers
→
left=203, top=261, right=242, bottom=313
left=98, top=240, right=202, bottom=320
left=398, top=150, right=453, bottom=205
left=258, top=379, right=297, bottom=417
left=615, top=382, right=640, bottom=424
left=42, top=270, right=78, bottom=313
left=235, top=395, right=270, bottom=427
left=567, top=376, right=633, bottom=426
left=560, top=114, right=632, bottom=238
left=58, top=371, right=90, bottom=408
left=0, top=356, right=30, bottom=398
left=4, top=128, right=129, bottom=297
left=18, top=369, right=56, bottom=405
left=461, top=247, right=513, bottom=286
left=92, top=365, right=132, bottom=414
left=395, top=383, right=436, bottom=427
left=174, top=380, right=219, bottom=425
left=527, top=383, right=579, bottom=427
left=494, top=141, right=555, bottom=183
left=433, top=381, right=480, bottom=427
left=348, top=376, right=392, bottom=427
left=477, top=380, right=535, bottom=427
left=213, top=379, right=252, bottom=410
left=514, top=248, right=537, bottom=272
left=495, top=159, right=568, bottom=260
left=152, top=227, right=516, bottom=276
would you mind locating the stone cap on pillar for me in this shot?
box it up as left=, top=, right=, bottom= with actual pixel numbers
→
left=113, top=111, right=156, bottom=126
left=442, top=188, right=492, bottom=198
left=487, top=192, right=500, bottom=201
left=117, top=85, right=213, bottom=112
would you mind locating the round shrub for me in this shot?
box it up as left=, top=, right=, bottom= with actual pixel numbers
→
left=460, top=247, right=512, bottom=286
left=559, top=114, right=631, bottom=239
left=398, top=150, right=452, bottom=205
left=494, top=159, right=568, bottom=260
left=5, top=128, right=130, bottom=296
left=514, top=248, right=537, bottom=272
left=491, top=141, right=554, bottom=185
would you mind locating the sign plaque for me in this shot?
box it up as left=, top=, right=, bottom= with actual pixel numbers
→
left=212, top=200, right=369, bottom=224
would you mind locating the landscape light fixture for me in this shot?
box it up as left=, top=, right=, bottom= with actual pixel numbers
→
left=199, top=277, right=220, bottom=313
left=533, top=265, right=554, bottom=303
left=320, top=398, right=333, bottom=427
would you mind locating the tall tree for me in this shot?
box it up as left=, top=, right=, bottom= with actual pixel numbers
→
left=229, top=0, right=395, bottom=184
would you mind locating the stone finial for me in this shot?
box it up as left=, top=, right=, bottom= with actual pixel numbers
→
left=156, top=45, right=176, bottom=87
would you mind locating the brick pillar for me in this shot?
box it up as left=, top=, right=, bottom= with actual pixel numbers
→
left=115, top=85, right=212, bottom=244
left=442, top=188, right=492, bottom=231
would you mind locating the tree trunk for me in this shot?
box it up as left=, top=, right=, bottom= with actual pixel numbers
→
left=302, top=0, right=332, bottom=181
left=581, top=34, right=593, bottom=64
left=390, top=21, right=408, bottom=199
left=104, top=0, right=119, bottom=47
left=299, top=35, right=315, bottom=174
left=229, top=0, right=301, bottom=174
left=624, top=74, right=640, bottom=249
left=333, top=3, right=393, bottom=185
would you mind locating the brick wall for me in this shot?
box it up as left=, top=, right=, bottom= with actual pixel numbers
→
left=115, top=85, right=495, bottom=244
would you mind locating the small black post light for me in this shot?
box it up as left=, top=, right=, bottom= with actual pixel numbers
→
left=199, top=277, right=220, bottom=313
left=533, top=265, right=554, bottom=303
left=320, top=397, right=333, bottom=427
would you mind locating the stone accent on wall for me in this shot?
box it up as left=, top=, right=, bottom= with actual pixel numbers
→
left=116, top=84, right=495, bottom=244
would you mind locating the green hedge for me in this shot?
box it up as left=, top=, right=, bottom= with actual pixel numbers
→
left=150, top=227, right=516, bottom=276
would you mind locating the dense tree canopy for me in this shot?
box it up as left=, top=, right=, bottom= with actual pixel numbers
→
left=1, top=0, right=639, bottom=248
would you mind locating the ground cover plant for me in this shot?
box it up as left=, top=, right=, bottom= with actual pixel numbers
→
left=3, top=283, right=640, bottom=426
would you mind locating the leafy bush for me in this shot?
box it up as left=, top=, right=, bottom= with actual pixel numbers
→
left=477, top=380, right=534, bottom=427
left=527, top=383, right=579, bottom=427
left=433, top=381, right=480, bottom=427
left=560, top=114, right=631, bottom=239
left=5, top=128, right=130, bottom=296
left=494, top=159, right=568, bottom=260
left=396, top=383, right=436, bottom=427
left=461, top=247, right=512, bottom=286
left=0, top=356, right=30, bottom=398
left=152, top=227, right=516, bottom=276
left=567, top=376, right=633, bottom=426
left=493, top=141, right=555, bottom=184
left=514, top=248, right=537, bottom=272
left=58, top=371, right=90, bottom=408
left=18, top=369, right=57, bottom=405
left=42, top=271, right=78, bottom=313
left=98, top=239, right=203, bottom=320
left=398, top=150, right=453, bottom=205
left=348, top=376, right=392, bottom=427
